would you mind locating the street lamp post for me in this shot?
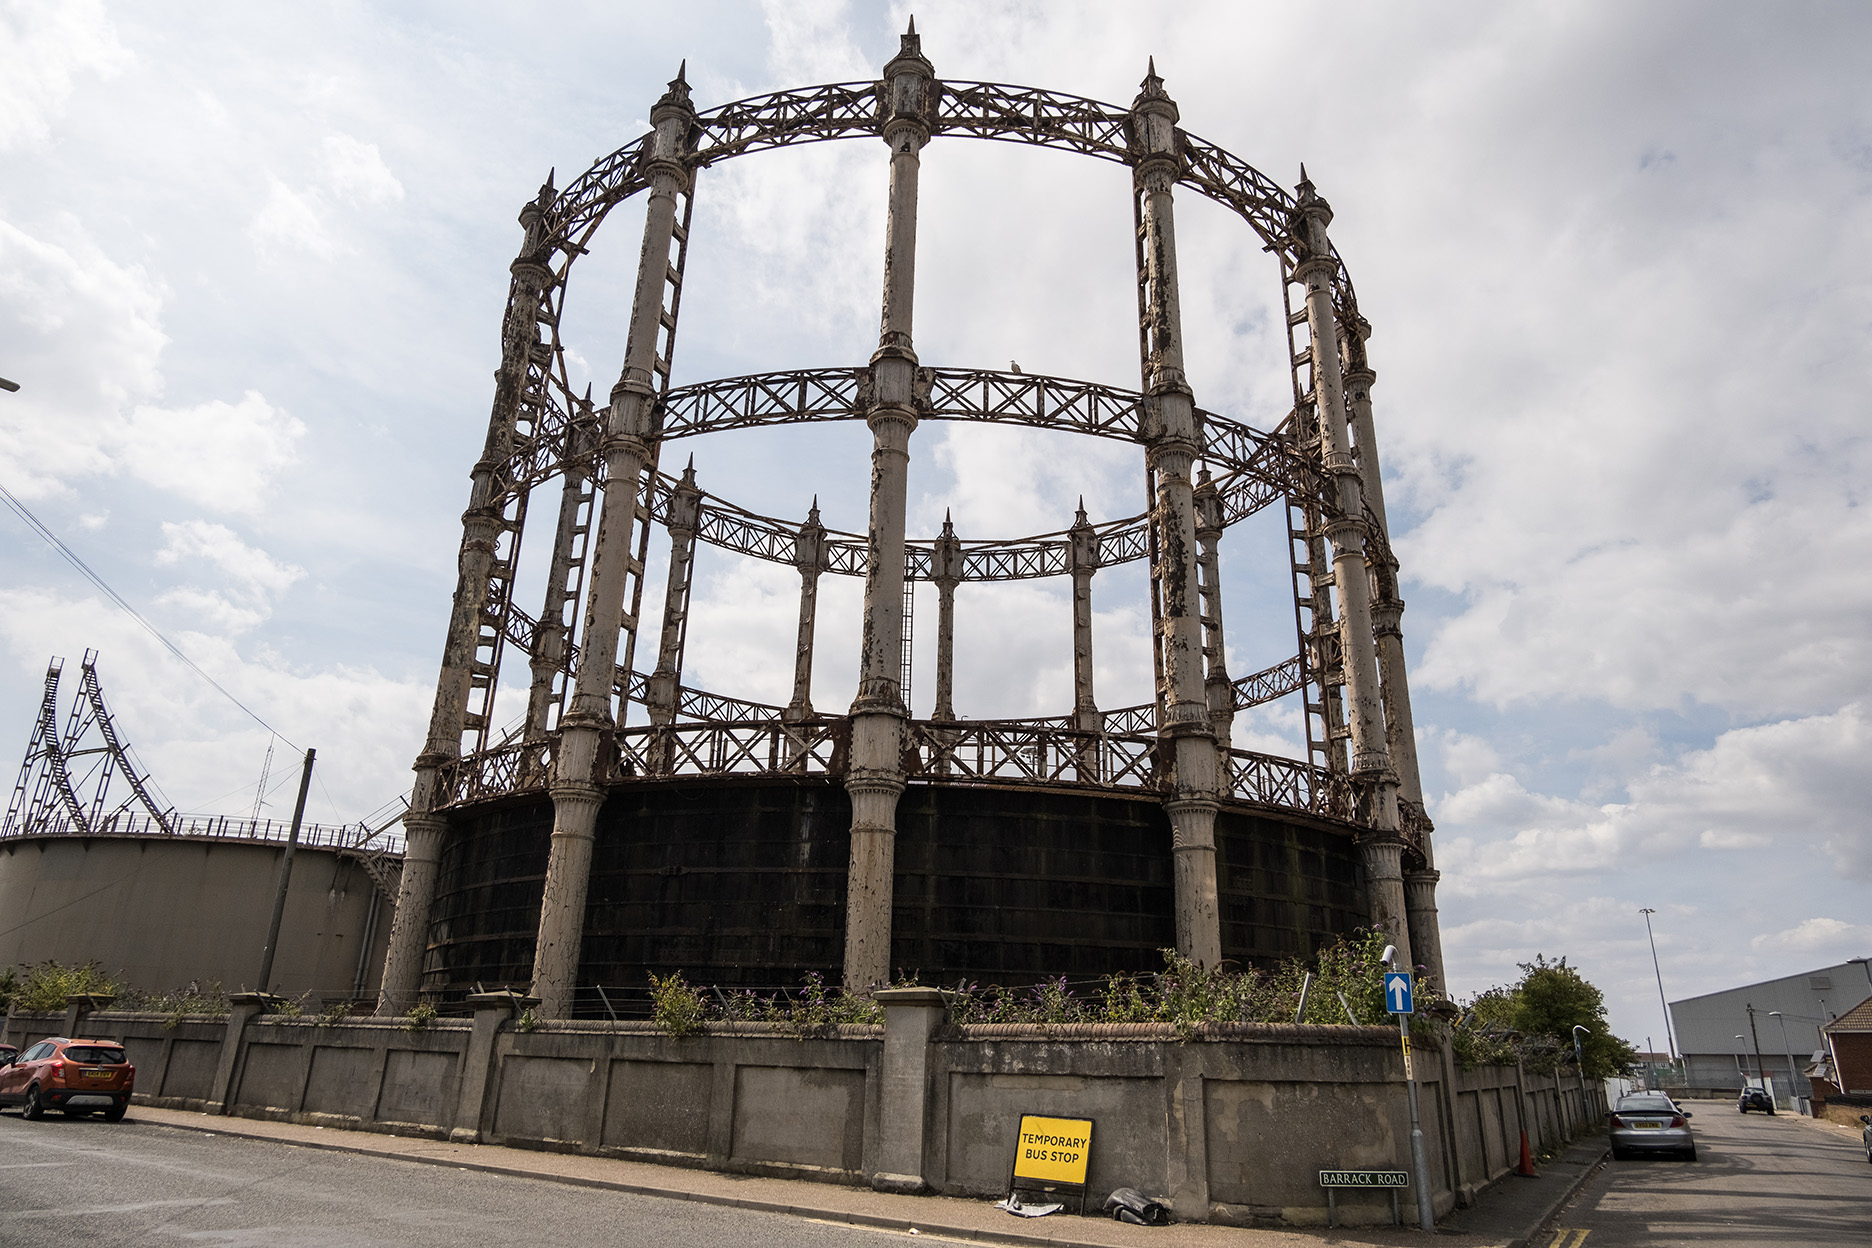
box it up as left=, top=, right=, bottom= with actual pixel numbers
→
left=1769, top=1011, right=1806, bottom=1105
left=1572, top=1025, right=1591, bottom=1124
left=1639, top=909, right=1678, bottom=1063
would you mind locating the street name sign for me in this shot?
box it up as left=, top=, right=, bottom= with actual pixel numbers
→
left=1383, top=971, right=1414, bottom=1015
left=1319, top=1170, right=1409, bottom=1188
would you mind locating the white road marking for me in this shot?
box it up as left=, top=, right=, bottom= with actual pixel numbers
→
left=0, top=1197, right=236, bottom=1219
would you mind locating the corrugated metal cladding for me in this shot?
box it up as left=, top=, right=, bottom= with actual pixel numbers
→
left=421, top=780, right=1368, bottom=1016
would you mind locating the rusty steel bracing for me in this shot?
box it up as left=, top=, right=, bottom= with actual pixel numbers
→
left=3, top=652, right=176, bottom=839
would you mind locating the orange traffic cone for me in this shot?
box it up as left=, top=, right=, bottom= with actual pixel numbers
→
left=1517, top=1130, right=1537, bottom=1176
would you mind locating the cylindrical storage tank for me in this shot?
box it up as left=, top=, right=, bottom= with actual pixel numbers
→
left=0, top=833, right=396, bottom=1001
left=421, top=779, right=1368, bottom=1013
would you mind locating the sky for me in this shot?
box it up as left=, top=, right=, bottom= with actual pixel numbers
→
left=2, top=0, right=1868, bottom=1046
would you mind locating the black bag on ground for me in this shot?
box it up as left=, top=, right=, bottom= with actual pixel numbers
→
left=1103, top=1187, right=1169, bottom=1226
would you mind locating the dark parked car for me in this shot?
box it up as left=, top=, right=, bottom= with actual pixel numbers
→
left=1737, top=1085, right=1775, bottom=1114
left=0, top=1037, right=135, bottom=1120
left=1609, top=1092, right=1697, bottom=1160
left=0, top=1044, right=15, bottom=1068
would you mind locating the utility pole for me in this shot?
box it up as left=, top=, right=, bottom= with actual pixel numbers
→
left=1745, top=1003, right=1773, bottom=1108
left=1639, top=909, right=1677, bottom=1063
left=257, top=748, right=315, bottom=993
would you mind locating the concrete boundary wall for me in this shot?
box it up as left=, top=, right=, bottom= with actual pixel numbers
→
left=3, top=991, right=1606, bottom=1227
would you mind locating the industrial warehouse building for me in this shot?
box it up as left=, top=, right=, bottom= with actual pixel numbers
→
left=1669, top=959, right=1872, bottom=1099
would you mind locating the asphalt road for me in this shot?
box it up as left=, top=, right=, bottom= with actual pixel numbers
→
left=1544, top=1099, right=1872, bottom=1246
left=0, top=1111, right=924, bottom=1248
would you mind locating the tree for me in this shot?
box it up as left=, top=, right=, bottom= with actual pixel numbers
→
left=1459, top=955, right=1637, bottom=1077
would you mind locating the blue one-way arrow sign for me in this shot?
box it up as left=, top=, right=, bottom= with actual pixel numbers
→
left=1383, top=971, right=1414, bottom=1015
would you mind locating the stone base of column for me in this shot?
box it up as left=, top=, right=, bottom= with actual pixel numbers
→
left=375, top=811, right=448, bottom=1016
left=843, top=713, right=905, bottom=993
left=1404, top=869, right=1446, bottom=990
left=531, top=782, right=603, bottom=1018
left=1357, top=835, right=1414, bottom=971
left=1166, top=797, right=1221, bottom=967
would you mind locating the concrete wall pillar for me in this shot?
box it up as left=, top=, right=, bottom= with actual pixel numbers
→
left=61, top=992, right=113, bottom=1038
left=843, top=25, right=932, bottom=993
left=647, top=459, right=701, bottom=727
left=452, top=991, right=534, bottom=1143
left=207, top=992, right=272, bottom=1114
left=531, top=70, right=694, bottom=1018
left=375, top=811, right=446, bottom=1014
left=869, top=986, right=946, bottom=1192
left=1131, top=65, right=1221, bottom=967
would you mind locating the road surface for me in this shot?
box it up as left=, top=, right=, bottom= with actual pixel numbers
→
left=0, top=1111, right=917, bottom=1248
left=1542, top=1098, right=1870, bottom=1246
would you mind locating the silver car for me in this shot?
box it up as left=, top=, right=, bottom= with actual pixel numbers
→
left=1609, top=1092, right=1697, bottom=1161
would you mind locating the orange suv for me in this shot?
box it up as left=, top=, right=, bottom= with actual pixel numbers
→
left=0, top=1038, right=135, bottom=1121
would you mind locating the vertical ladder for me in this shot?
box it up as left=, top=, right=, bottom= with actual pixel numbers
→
left=616, top=177, right=697, bottom=726
left=1135, top=183, right=1171, bottom=727
left=900, top=572, right=916, bottom=715
left=1280, top=259, right=1350, bottom=777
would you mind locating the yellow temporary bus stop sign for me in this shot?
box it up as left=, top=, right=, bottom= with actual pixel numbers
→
left=1009, top=1114, right=1094, bottom=1212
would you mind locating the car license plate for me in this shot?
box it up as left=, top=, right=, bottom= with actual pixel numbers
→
left=83, top=1069, right=110, bottom=1079
left=1633, top=1121, right=1662, bottom=1129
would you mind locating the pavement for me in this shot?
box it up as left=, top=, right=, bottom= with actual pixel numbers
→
left=97, top=1104, right=1609, bottom=1247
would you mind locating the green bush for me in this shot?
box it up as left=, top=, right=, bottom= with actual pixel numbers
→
left=647, top=970, right=708, bottom=1037
left=2, top=961, right=122, bottom=1012
left=1449, top=955, right=1636, bottom=1075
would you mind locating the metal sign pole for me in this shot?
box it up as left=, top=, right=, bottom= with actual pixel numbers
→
left=1400, top=1011, right=1436, bottom=1232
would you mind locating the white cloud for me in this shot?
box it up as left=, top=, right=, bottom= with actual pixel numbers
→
left=122, top=391, right=305, bottom=514
left=0, top=0, right=130, bottom=152
left=1752, top=918, right=1872, bottom=957
left=153, top=520, right=304, bottom=635
left=249, top=177, right=342, bottom=261
left=0, top=215, right=166, bottom=496
left=320, top=134, right=404, bottom=205
left=1434, top=705, right=1872, bottom=886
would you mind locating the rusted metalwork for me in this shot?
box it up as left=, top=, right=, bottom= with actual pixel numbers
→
left=391, top=43, right=1443, bottom=1011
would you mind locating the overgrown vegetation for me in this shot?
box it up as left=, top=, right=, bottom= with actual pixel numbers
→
left=1450, top=955, right=1636, bottom=1076
left=645, top=930, right=1419, bottom=1038
left=403, top=1002, right=440, bottom=1032
left=0, top=960, right=123, bottom=1012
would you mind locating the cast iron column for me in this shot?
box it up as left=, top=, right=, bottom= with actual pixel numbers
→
left=932, top=512, right=961, bottom=723
left=529, top=69, right=694, bottom=1017
left=378, top=176, right=557, bottom=1015
left=1342, top=319, right=1444, bottom=988
left=646, top=459, right=702, bottom=729
left=1131, top=64, right=1222, bottom=967
left=783, top=499, right=828, bottom=761
left=1292, top=169, right=1410, bottom=968
left=843, top=24, right=931, bottom=992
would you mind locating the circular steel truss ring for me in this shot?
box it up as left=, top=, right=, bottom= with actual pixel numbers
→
left=541, top=78, right=1353, bottom=310
left=608, top=366, right=1311, bottom=583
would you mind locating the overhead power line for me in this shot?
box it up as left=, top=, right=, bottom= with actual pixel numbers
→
left=0, top=478, right=295, bottom=748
